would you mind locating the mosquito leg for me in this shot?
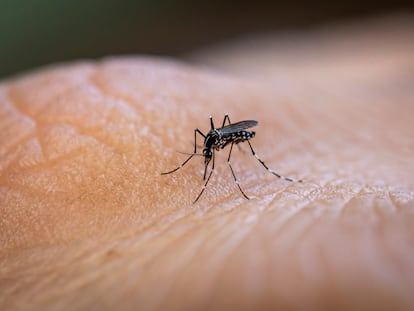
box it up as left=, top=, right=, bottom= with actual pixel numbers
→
left=203, top=159, right=208, bottom=180
left=247, top=141, right=303, bottom=183
left=190, top=128, right=206, bottom=149
left=221, top=114, right=232, bottom=127
left=194, top=128, right=206, bottom=152
left=194, top=152, right=215, bottom=203
left=220, top=115, right=248, bottom=157
left=192, top=142, right=204, bottom=149
left=227, top=142, right=249, bottom=200
left=209, top=115, right=215, bottom=130
left=161, top=128, right=205, bottom=175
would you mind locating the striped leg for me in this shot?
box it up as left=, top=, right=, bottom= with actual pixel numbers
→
left=161, top=128, right=205, bottom=175
left=227, top=142, right=249, bottom=200
left=221, top=115, right=245, bottom=153
left=221, top=114, right=231, bottom=127
left=194, top=151, right=215, bottom=203
left=247, top=141, right=303, bottom=183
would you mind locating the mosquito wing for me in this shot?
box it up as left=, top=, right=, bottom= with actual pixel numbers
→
left=219, top=120, right=258, bottom=135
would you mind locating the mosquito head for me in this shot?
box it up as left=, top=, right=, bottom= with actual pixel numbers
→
left=203, top=148, right=212, bottom=164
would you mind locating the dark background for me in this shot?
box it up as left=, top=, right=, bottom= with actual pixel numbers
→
left=0, top=0, right=412, bottom=79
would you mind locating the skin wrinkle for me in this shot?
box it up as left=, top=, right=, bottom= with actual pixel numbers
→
left=8, top=70, right=144, bottom=156
left=1, top=109, right=34, bottom=161
left=1, top=64, right=183, bottom=251
left=60, top=202, right=249, bottom=310
left=88, top=62, right=223, bottom=170
left=2, top=89, right=85, bottom=172
left=108, top=218, right=231, bottom=310
left=0, top=97, right=38, bottom=177
left=189, top=212, right=264, bottom=308
left=2, top=20, right=414, bottom=310
left=153, top=222, right=233, bottom=309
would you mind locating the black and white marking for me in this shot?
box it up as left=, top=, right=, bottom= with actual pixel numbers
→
left=162, top=114, right=302, bottom=203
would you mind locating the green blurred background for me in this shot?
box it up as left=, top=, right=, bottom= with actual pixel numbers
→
left=0, top=0, right=412, bottom=79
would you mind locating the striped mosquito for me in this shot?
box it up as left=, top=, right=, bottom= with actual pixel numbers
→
left=161, top=114, right=302, bottom=203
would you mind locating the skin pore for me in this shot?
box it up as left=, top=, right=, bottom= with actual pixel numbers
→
left=1, top=17, right=414, bottom=311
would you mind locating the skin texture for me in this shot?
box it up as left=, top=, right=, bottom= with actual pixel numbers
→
left=1, top=16, right=414, bottom=311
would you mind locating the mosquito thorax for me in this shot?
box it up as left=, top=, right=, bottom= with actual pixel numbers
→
left=204, top=130, right=219, bottom=149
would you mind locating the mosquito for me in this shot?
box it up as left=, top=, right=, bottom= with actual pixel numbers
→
left=161, top=114, right=302, bottom=203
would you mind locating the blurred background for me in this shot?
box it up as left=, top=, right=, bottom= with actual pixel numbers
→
left=0, top=0, right=413, bottom=79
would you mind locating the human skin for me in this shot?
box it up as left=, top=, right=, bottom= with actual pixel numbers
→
left=1, top=17, right=414, bottom=311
